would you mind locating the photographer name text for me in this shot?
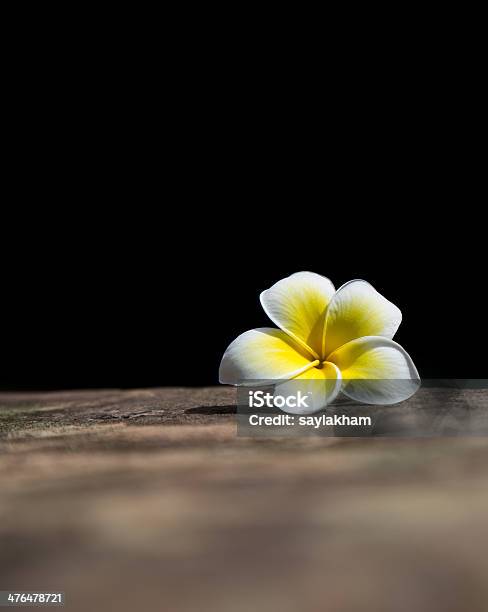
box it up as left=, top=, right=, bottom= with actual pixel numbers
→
left=248, top=414, right=372, bottom=429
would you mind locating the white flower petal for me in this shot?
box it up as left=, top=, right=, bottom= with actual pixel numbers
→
left=260, top=272, right=335, bottom=360
left=327, top=336, right=419, bottom=405
left=275, top=361, right=342, bottom=414
left=323, top=280, right=402, bottom=358
left=219, top=328, right=317, bottom=385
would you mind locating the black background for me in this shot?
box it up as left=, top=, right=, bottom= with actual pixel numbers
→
left=1, top=85, right=485, bottom=389
left=1, top=191, right=483, bottom=389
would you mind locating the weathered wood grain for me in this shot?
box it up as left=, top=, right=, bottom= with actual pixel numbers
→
left=1, top=387, right=488, bottom=612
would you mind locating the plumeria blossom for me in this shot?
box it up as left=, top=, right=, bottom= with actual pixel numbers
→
left=219, top=272, right=419, bottom=413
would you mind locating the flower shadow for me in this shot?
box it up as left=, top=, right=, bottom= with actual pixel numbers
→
left=185, top=405, right=236, bottom=415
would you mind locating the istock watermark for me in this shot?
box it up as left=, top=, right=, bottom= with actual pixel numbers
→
left=236, top=380, right=488, bottom=437
left=247, top=390, right=311, bottom=410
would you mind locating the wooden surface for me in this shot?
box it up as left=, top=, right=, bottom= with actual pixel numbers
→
left=1, top=387, right=488, bottom=612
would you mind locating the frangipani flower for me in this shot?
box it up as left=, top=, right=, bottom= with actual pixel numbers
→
left=219, top=272, right=419, bottom=412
